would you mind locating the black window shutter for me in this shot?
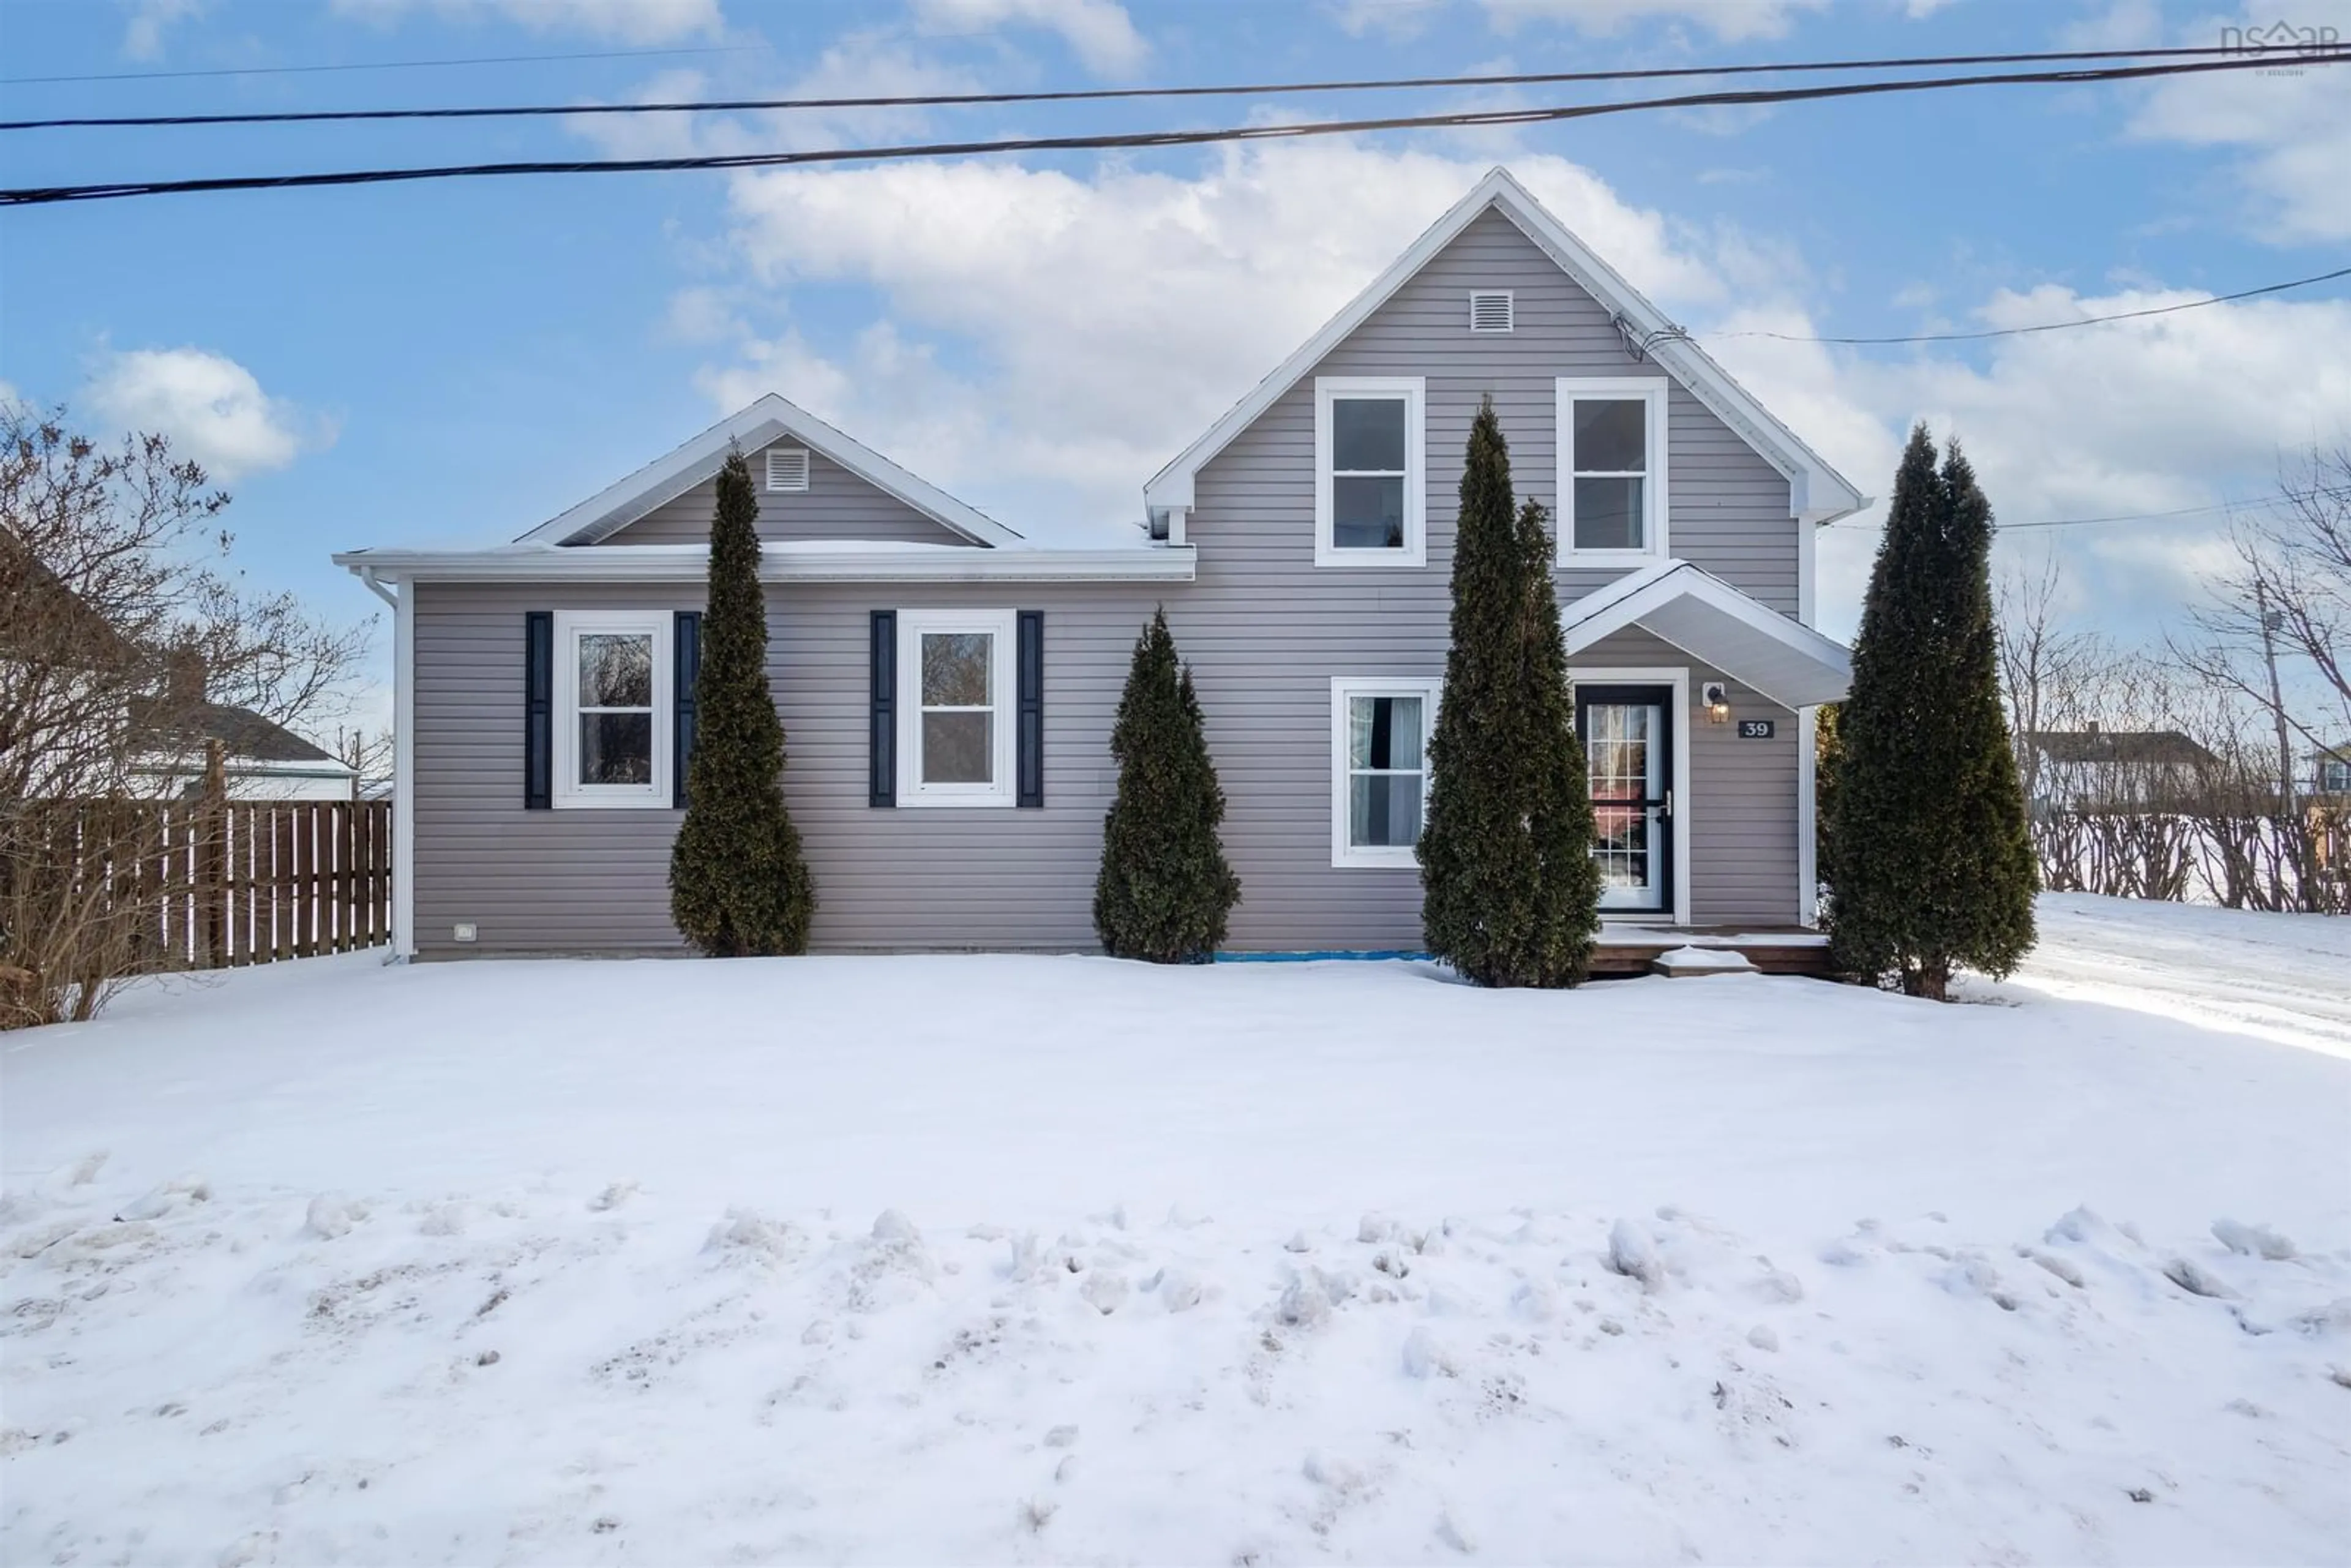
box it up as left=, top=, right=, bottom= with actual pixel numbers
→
left=869, top=610, right=896, bottom=807
left=1017, top=610, right=1043, bottom=808
left=524, top=611, right=552, bottom=809
left=673, top=610, right=700, bottom=809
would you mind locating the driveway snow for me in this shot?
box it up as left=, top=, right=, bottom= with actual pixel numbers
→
left=2012, top=893, right=2351, bottom=1054
left=4, top=902, right=2348, bottom=1564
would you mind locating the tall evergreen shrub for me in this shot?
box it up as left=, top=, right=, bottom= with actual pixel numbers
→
left=1418, top=399, right=1602, bottom=986
left=1827, top=424, right=2036, bottom=998
left=1813, top=700, right=1844, bottom=899
left=669, top=449, right=816, bottom=956
left=1093, top=607, right=1241, bottom=962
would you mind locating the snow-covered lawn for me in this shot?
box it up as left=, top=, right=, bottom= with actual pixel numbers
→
left=5, top=898, right=2348, bottom=1565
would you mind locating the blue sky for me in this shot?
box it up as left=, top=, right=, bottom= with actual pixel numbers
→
left=4, top=0, right=2346, bottom=727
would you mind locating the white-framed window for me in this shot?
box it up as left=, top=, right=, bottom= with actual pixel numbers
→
left=1314, top=376, right=1426, bottom=568
left=2322, top=757, right=2351, bottom=794
left=1330, top=676, right=1442, bottom=868
left=553, top=609, right=671, bottom=809
left=766, top=446, right=811, bottom=492
left=897, top=609, right=1017, bottom=808
left=1557, top=378, right=1670, bottom=563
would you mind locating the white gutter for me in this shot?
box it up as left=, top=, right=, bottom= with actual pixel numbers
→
left=356, top=565, right=399, bottom=607
left=332, top=545, right=1198, bottom=585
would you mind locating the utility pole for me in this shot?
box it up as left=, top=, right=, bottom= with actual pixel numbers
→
left=2255, top=580, right=2307, bottom=910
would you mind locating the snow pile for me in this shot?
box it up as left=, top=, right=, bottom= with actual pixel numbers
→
left=5, top=1169, right=2347, bottom=1564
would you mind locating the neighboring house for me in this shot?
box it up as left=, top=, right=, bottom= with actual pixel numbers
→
left=334, top=168, right=1864, bottom=961
left=2311, top=746, right=2351, bottom=800
left=129, top=695, right=360, bottom=802
left=2023, top=725, right=2216, bottom=814
left=2, top=535, right=358, bottom=803
left=2311, top=746, right=2351, bottom=874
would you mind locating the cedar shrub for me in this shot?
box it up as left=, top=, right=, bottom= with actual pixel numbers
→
left=1093, top=606, right=1242, bottom=962
left=1418, top=397, right=1602, bottom=986
left=669, top=448, right=816, bottom=956
left=1826, top=424, right=2036, bottom=999
left=1813, top=699, right=1843, bottom=900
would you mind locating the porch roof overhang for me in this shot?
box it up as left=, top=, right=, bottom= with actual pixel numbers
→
left=332, top=541, right=1197, bottom=586
left=1562, top=560, right=1851, bottom=709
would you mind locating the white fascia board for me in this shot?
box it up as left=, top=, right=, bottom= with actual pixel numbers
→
left=1143, top=173, right=1505, bottom=514
left=518, top=393, right=1023, bottom=549
left=1562, top=558, right=1852, bottom=703
left=333, top=544, right=1196, bottom=585
left=1143, top=167, right=1867, bottom=527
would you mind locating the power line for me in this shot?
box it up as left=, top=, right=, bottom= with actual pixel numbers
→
left=0, top=43, right=770, bottom=88
left=8, top=51, right=2340, bottom=208
left=0, top=44, right=2269, bottom=132
left=1718, top=266, right=2351, bottom=345
left=2003, top=500, right=2265, bottom=530
left=1831, top=500, right=2256, bottom=530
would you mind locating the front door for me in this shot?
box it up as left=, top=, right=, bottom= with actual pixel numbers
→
left=1577, top=685, right=1674, bottom=915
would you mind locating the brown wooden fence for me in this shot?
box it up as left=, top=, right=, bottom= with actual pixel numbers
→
left=150, top=798, right=392, bottom=968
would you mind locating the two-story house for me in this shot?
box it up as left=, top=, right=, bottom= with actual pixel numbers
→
left=335, top=168, right=1864, bottom=961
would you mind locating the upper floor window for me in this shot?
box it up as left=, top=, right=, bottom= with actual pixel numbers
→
left=1314, top=376, right=1426, bottom=568
left=2322, top=757, right=2351, bottom=794
left=553, top=609, right=672, bottom=809
left=1558, top=378, right=1669, bottom=563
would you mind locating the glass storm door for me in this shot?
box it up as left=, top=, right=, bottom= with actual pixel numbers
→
left=1577, top=685, right=1673, bottom=915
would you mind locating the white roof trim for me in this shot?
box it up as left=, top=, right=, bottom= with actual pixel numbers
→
left=1143, top=167, right=1867, bottom=527
left=518, top=392, right=1024, bottom=549
left=1562, top=558, right=1853, bottom=708
left=334, top=542, right=1192, bottom=585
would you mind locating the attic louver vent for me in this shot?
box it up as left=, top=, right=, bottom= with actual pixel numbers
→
left=1469, top=291, right=1514, bottom=333
left=765, top=446, right=811, bottom=493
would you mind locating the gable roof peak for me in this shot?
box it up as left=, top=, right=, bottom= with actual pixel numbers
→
left=520, top=391, right=1022, bottom=549
left=1143, top=165, right=1865, bottom=528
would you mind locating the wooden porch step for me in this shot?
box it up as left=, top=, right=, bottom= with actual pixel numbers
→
left=1589, top=926, right=1836, bottom=978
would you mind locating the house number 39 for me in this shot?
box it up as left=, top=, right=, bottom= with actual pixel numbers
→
left=1737, top=719, right=1776, bottom=739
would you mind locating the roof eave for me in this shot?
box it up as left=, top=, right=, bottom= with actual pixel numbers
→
left=332, top=544, right=1196, bottom=585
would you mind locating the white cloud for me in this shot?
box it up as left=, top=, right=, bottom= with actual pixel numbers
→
left=2084, top=0, right=2351, bottom=243
left=1327, top=0, right=1447, bottom=39
left=1479, top=0, right=1830, bottom=42
left=2060, top=0, right=2163, bottom=48
left=123, top=0, right=203, bottom=60
left=909, top=0, right=1147, bottom=75
left=1709, top=284, right=2351, bottom=636
left=329, top=0, right=721, bottom=45
left=695, top=143, right=1728, bottom=538
left=566, top=40, right=988, bottom=162
left=84, top=348, right=326, bottom=481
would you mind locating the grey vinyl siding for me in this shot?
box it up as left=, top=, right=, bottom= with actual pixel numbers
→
left=413, top=579, right=1168, bottom=958
left=602, top=441, right=977, bottom=548
left=407, top=203, right=1813, bottom=956
left=1177, top=204, right=1805, bottom=945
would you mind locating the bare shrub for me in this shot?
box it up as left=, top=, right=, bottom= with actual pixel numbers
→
left=1, top=402, right=370, bottom=1027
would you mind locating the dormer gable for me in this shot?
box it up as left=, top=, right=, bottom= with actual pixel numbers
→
left=518, top=393, right=1021, bottom=551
